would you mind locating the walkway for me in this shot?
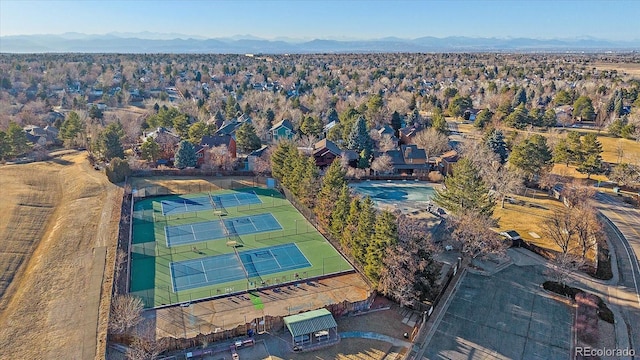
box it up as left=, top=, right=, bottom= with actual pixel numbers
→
left=340, top=331, right=412, bottom=348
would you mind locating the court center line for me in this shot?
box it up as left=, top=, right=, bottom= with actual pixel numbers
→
left=184, top=199, right=188, bottom=212
left=191, top=225, right=197, bottom=242
left=201, top=261, right=209, bottom=282
left=269, top=249, right=283, bottom=269
left=248, top=216, right=258, bottom=232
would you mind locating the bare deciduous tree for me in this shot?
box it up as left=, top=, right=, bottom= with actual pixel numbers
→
left=378, top=134, right=397, bottom=152
left=370, top=153, right=393, bottom=175
left=573, top=204, right=603, bottom=259
left=448, top=211, right=507, bottom=259
left=125, top=319, right=167, bottom=360
left=109, top=295, right=144, bottom=335
left=203, top=145, right=236, bottom=170
left=545, top=251, right=584, bottom=285
left=542, top=208, right=577, bottom=254
left=296, top=134, right=318, bottom=149
left=561, top=180, right=595, bottom=209
left=412, top=127, right=451, bottom=160
left=484, top=162, right=524, bottom=208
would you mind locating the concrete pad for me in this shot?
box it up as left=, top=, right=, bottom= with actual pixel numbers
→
left=422, top=265, right=573, bottom=360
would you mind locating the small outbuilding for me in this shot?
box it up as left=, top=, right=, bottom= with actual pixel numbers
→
left=283, top=308, right=338, bottom=348
left=500, top=230, right=523, bottom=247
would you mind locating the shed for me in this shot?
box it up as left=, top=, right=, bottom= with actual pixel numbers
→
left=500, top=230, right=523, bottom=247
left=283, top=308, right=338, bottom=346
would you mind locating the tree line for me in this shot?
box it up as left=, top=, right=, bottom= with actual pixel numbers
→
left=270, top=142, right=439, bottom=306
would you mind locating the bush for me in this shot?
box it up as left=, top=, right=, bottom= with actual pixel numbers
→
left=543, top=281, right=614, bottom=324
left=428, top=171, right=444, bottom=182
left=106, top=157, right=131, bottom=183
left=543, top=281, right=583, bottom=299
left=596, top=298, right=615, bottom=324
left=594, top=246, right=613, bottom=281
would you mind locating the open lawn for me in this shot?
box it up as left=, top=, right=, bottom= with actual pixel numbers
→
left=493, top=192, right=567, bottom=251
left=0, top=152, right=122, bottom=360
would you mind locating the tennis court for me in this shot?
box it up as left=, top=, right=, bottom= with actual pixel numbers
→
left=164, top=213, right=282, bottom=247
left=170, top=243, right=311, bottom=292
left=161, top=191, right=261, bottom=215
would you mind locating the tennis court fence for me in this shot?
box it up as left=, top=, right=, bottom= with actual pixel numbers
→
left=131, top=177, right=270, bottom=198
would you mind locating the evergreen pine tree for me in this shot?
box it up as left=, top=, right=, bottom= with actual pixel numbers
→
left=353, top=197, right=376, bottom=264
left=566, top=131, right=583, bottom=164
left=431, top=108, right=448, bottom=134
left=346, top=116, right=373, bottom=154
left=364, top=211, right=397, bottom=285
left=7, top=121, right=30, bottom=157
left=486, top=129, right=509, bottom=164
left=330, top=185, right=351, bottom=240
left=509, top=134, right=553, bottom=181
left=315, top=159, right=347, bottom=229
left=433, top=158, right=495, bottom=216
left=391, top=111, right=403, bottom=132
left=140, top=137, right=161, bottom=162
left=553, top=138, right=572, bottom=166
left=98, top=123, right=124, bottom=160
left=341, top=198, right=361, bottom=256
left=235, top=122, right=262, bottom=153
left=174, top=140, right=196, bottom=169
left=0, top=131, right=10, bottom=160
left=270, top=142, right=294, bottom=181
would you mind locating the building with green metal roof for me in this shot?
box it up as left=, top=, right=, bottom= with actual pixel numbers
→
left=283, top=308, right=338, bottom=347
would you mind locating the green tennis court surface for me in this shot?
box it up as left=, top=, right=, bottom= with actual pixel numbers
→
left=130, top=187, right=353, bottom=308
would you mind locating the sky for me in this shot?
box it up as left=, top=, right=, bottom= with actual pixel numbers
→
left=1, top=0, right=639, bottom=41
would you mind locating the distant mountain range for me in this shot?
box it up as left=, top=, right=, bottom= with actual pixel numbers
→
left=1, top=33, right=639, bottom=53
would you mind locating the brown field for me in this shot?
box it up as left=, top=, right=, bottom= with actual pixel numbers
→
left=596, top=135, right=640, bottom=165
left=593, top=62, right=640, bottom=77
left=0, top=152, right=122, bottom=360
left=492, top=192, right=567, bottom=251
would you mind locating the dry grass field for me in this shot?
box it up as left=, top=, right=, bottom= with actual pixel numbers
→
left=0, top=152, right=122, bottom=360
left=593, top=62, right=640, bottom=77
left=492, top=193, right=567, bottom=251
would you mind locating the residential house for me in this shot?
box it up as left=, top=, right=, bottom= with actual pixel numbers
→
left=141, top=127, right=181, bottom=161
left=270, top=119, right=295, bottom=142
left=383, top=144, right=429, bottom=175
left=463, top=109, right=481, bottom=121
left=377, top=125, right=398, bottom=147
left=437, top=149, right=460, bottom=175
left=215, top=114, right=251, bottom=137
left=245, top=145, right=269, bottom=171
left=323, top=120, right=338, bottom=138
left=398, top=124, right=423, bottom=145
left=23, top=125, right=59, bottom=146
left=313, top=138, right=342, bottom=168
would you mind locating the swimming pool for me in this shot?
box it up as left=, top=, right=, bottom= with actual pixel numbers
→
left=349, top=180, right=437, bottom=214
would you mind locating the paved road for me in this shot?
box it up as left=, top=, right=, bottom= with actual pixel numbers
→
left=594, top=192, right=640, bottom=352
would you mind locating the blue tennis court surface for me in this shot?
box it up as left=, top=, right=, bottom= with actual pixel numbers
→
left=170, top=243, right=312, bottom=292
left=165, top=213, right=282, bottom=247
left=161, top=192, right=261, bottom=216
